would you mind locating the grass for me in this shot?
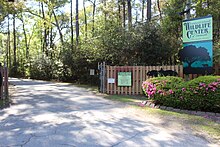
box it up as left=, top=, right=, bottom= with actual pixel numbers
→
left=104, top=95, right=146, bottom=103
left=72, top=84, right=99, bottom=93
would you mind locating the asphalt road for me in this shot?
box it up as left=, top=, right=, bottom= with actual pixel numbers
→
left=0, top=78, right=218, bottom=147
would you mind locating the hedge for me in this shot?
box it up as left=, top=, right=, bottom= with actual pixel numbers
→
left=142, top=76, right=220, bottom=113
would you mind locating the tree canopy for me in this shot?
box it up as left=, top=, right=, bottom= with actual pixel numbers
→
left=0, top=0, right=219, bottom=83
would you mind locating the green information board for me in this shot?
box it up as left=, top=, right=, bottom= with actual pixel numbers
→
left=182, top=16, right=212, bottom=43
left=118, top=72, right=132, bottom=86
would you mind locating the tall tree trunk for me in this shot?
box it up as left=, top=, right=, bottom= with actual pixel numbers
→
left=157, top=0, right=162, bottom=20
left=142, top=0, right=145, bottom=22
left=122, top=0, right=126, bottom=28
left=207, top=0, right=209, bottom=8
left=147, top=0, right=151, bottom=21
left=76, top=0, right=79, bottom=45
left=70, top=0, right=74, bottom=52
left=92, top=0, right=96, bottom=37
left=135, top=8, right=138, bottom=23
left=13, top=13, right=17, bottom=72
left=103, top=0, right=107, bottom=29
left=7, top=15, right=11, bottom=68
left=218, top=14, right=220, bottom=41
left=41, top=2, right=48, bottom=55
left=50, top=27, right=53, bottom=58
left=127, top=0, right=132, bottom=29
left=118, top=0, right=121, bottom=26
left=83, top=0, right=87, bottom=40
left=52, top=10, right=64, bottom=45
left=21, top=13, right=29, bottom=60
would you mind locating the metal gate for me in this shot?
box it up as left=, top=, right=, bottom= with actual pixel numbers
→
left=98, top=62, right=106, bottom=93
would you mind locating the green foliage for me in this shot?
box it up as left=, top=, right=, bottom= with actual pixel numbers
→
left=0, top=0, right=219, bottom=85
left=30, top=56, right=54, bottom=80
left=142, top=76, right=220, bottom=113
left=96, top=22, right=175, bottom=65
left=213, top=40, right=220, bottom=63
left=145, top=76, right=184, bottom=90
left=135, top=23, right=177, bottom=65
left=194, top=0, right=220, bottom=42
left=184, top=76, right=220, bottom=88
left=142, top=76, right=184, bottom=98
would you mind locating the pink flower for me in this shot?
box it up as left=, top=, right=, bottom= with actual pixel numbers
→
left=199, top=83, right=206, bottom=87
left=157, top=90, right=163, bottom=94
left=169, top=89, right=174, bottom=94
left=212, top=87, right=216, bottom=92
left=182, top=88, right=186, bottom=92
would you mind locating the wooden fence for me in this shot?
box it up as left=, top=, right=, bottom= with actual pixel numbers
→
left=0, top=66, right=8, bottom=99
left=105, top=65, right=202, bottom=95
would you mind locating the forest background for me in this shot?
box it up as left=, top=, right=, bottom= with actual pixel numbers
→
left=0, top=0, right=219, bottom=84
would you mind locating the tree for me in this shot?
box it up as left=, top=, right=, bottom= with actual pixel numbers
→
left=195, top=0, right=220, bottom=43
left=41, top=2, right=48, bottom=55
left=178, top=45, right=211, bottom=68
left=147, top=0, right=151, bottom=21
left=19, top=12, right=29, bottom=60
left=13, top=12, right=17, bottom=71
left=70, top=0, right=74, bottom=52
left=122, top=0, right=126, bottom=28
left=83, top=0, right=87, bottom=39
left=157, top=0, right=162, bottom=20
left=76, top=0, right=79, bottom=45
left=7, top=15, right=11, bottom=68
left=0, top=0, right=218, bottom=83
left=127, top=0, right=132, bottom=29
left=88, top=0, right=96, bottom=36
left=141, top=0, right=145, bottom=22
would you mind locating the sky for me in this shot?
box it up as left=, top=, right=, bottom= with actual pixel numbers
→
left=53, top=0, right=91, bottom=14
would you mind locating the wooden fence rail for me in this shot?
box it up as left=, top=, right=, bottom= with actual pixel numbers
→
left=105, top=65, right=190, bottom=95
left=0, top=66, right=8, bottom=99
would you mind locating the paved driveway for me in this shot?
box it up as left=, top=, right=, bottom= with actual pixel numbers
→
left=0, top=78, right=218, bottom=147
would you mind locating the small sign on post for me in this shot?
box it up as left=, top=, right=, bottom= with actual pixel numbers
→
left=108, top=78, right=115, bottom=84
left=90, top=69, right=95, bottom=75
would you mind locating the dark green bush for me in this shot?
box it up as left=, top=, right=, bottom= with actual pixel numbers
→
left=142, top=76, right=220, bottom=113
left=30, top=56, right=54, bottom=80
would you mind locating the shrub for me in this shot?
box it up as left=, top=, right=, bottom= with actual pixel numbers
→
left=183, top=75, right=220, bottom=88
left=142, top=76, right=220, bottom=113
left=142, top=76, right=184, bottom=98
left=30, top=56, right=54, bottom=80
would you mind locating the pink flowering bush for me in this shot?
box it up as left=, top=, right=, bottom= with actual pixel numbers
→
left=142, top=76, right=220, bottom=113
left=142, top=76, right=183, bottom=99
